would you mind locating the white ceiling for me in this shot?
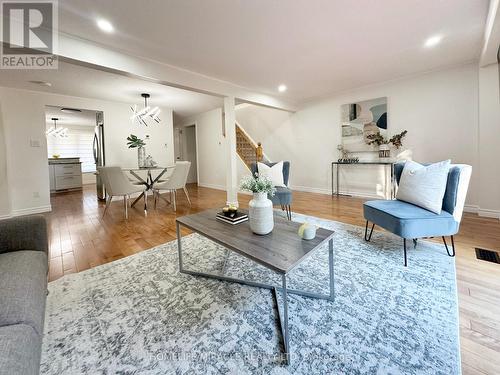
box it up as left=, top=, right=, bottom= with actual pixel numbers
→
left=0, top=61, right=224, bottom=118
left=45, top=106, right=97, bottom=127
left=56, top=0, right=490, bottom=102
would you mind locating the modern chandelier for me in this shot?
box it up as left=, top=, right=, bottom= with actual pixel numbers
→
left=130, top=93, right=161, bottom=126
left=46, top=117, right=68, bottom=138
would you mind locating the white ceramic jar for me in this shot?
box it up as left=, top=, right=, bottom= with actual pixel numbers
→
left=248, top=192, right=274, bottom=235
left=138, top=147, right=146, bottom=167
left=378, top=144, right=391, bottom=158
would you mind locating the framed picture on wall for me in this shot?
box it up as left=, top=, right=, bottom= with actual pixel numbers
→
left=341, top=97, right=387, bottom=152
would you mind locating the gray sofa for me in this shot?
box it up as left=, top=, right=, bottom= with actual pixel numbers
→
left=0, top=215, right=48, bottom=375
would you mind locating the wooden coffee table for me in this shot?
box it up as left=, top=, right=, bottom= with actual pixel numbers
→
left=176, top=208, right=335, bottom=364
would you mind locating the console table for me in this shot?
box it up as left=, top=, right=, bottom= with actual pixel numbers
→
left=331, top=161, right=396, bottom=199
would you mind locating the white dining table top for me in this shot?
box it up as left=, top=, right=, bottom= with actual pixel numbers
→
left=122, top=165, right=175, bottom=171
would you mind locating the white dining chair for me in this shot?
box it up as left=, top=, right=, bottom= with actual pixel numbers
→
left=153, top=161, right=191, bottom=211
left=98, top=166, right=147, bottom=219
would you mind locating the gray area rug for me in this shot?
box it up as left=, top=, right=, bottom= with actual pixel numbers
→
left=41, top=212, right=461, bottom=374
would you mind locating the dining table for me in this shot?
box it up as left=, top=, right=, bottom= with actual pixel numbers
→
left=123, top=166, right=175, bottom=208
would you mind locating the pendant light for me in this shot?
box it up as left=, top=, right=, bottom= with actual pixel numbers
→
left=46, top=117, right=68, bottom=138
left=130, top=93, right=161, bottom=126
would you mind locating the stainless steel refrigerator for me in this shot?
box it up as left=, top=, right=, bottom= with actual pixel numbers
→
left=93, top=111, right=106, bottom=200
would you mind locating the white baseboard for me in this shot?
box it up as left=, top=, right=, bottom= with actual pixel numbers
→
left=464, top=205, right=479, bottom=214
left=0, top=213, right=12, bottom=220
left=464, top=205, right=500, bottom=219
left=11, top=205, right=52, bottom=217
left=291, top=185, right=331, bottom=195
left=198, top=183, right=226, bottom=191
left=291, top=185, right=384, bottom=200
left=477, top=208, right=500, bottom=219
left=341, top=191, right=386, bottom=200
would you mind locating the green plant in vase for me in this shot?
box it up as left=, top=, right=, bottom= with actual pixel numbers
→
left=240, top=173, right=276, bottom=196
left=127, top=134, right=147, bottom=167
left=126, top=134, right=146, bottom=148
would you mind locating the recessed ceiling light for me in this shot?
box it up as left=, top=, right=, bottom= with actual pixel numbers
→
left=278, top=84, right=287, bottom=92
left=97, top=19, right=114, bottom=33
left=29, top=80, right=52, bottom=87
left=424, top=35, right=442, bottom=48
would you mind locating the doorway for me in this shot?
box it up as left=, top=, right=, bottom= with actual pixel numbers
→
left=45, top=106, right=105, bottom=197
left=175, top=125, right=198, bottom=184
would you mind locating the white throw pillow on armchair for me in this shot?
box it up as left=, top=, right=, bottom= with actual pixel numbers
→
left=258, top=161, right=285, bottom=187
left=396, top=160, right=451, bottom=214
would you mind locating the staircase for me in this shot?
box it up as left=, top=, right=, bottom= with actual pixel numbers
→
left=236, top=123, right=266, bottom=169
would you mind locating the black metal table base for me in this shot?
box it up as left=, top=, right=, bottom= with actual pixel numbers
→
left=130, top=168, right=169, bottom=207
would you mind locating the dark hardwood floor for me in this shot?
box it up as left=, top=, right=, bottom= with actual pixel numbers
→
left=45, top=183, right=500, bottom=374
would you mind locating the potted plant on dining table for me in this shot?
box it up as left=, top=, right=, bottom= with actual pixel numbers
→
left=126, top=134, right=146, bottom=167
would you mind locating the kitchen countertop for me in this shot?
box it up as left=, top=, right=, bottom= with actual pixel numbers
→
left=48, top=158, right=82, bottom=164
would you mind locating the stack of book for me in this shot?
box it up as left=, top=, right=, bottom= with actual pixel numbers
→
left=216, top=211, right=248, bottom=225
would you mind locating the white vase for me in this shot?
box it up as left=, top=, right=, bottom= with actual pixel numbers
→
left=248, top=192, right=274, bottom=235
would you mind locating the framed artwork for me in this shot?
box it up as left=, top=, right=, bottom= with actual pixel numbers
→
left=341, top=97, right=387, bottom=152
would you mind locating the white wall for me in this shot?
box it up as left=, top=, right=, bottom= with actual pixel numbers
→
left=183, top=126, right=198, bottom=183
left=175, top=63, right=498, bottom=216
left=171, top=124, right=198, bottom=183
left=179, top=108, right=226, bottom=190
left=235, top=64, right=481, bottom=208
left=0, top=87, right=174, bottom=217
left=0, top=101, right=11, bottom=218
left=478, top=63, right=500, bottom=217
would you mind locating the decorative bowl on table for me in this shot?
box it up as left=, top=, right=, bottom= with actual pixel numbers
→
left=222, top=205, right=238, bottom=218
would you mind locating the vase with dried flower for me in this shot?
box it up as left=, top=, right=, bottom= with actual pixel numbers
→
left=366, top=130, right=408, bottom=158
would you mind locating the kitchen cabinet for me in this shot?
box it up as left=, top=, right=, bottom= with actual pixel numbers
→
left=48, top=158, right=83, bottom=192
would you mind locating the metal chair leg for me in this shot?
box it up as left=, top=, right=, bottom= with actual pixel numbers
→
left=364, top=221, right=375, bottom=241
left=172, top=190, right=177, bottom=212
left=403, top=238, right=408, bottom=267
left=102, top=196, right=112, bottom=218
left=442, top=236, right=456, bottom=257
left=183, top=186, right=192, bottom=206
left=144, top=191, right=147, bottom=215
left=287, top=205, right=292, bottom=220
left=124, top=195, right=128, bottom=220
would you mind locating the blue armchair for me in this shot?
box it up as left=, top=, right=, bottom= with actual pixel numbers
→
left=251, top=161, right=293, bottom=220
left=363, top=162, right=472, bottom=266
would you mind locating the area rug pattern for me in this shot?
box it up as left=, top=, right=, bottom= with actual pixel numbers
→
left=41, top=213, right=461, bottom=374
